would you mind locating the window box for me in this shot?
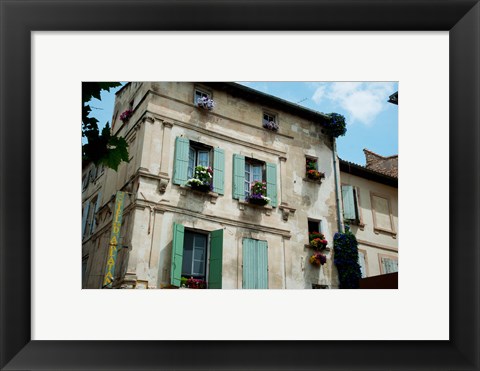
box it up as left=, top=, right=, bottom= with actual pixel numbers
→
left=186, top=165, right=214, bottom=192
left=120, top=109, right=133, bottom=123
left=305, top=157, right=325, bottom=183
left=195, top=89, right=215, bottom=110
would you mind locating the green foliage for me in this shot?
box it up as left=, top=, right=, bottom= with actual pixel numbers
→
left=82, top=82, right=129, bottom=171
left=333, top=226, right=361, bottom=289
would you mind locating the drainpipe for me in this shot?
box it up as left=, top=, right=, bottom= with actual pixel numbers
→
left=332, top=137, right=344, bottom=233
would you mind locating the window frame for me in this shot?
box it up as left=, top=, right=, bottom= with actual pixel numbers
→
left=378, top=253, right=398, bottom=274
left=187, top=141, right=213, bottom=179
left=181, top=229, right=210, bottom=281
left=194, top=88, right=212, bottom=107
left=370, top=192, right=396, bottom=236
left=244, top=158, right=265, bottom=198
left=308, top=218, right=322, bottom=234
left=358, top=248, right=368, bottom=278
left=262, top=111, right=276, bottom=125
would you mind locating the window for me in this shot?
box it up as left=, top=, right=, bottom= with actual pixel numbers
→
left=232, top=154, right=278, bottom=207
left=188, top=142, right=212, bottom=179
left=358, top=250, right=367, bottom=278
left=182, top=231, right=208, bottom=279
left=242, top=238, right=268, bottom=289
left=171, top=223, right=224, bottom=289
left=371, top=193, right=395, bottom=234
left=173, top=137, right=225, bottom=194
left=379, top=254, right=398, bottom=274
left=82, top=255, right=89, bottom=288
left=308, top=219, right=322, bottom=234
left=82, top=192, right=102, bottom=239
left=244, top=159, right=264, bottom=198
left=262, top=111, right=279, bottom=131
left=194, top=88, right=211, bottom=106
left=341, top=185, right=360, bottom=223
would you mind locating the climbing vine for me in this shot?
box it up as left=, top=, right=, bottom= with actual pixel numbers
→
left=333, top=226, right=361, bottom=288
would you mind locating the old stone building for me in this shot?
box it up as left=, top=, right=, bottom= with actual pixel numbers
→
left=339, top=150, right=398, bottom=279
left=82, top=82, right=346, bottom=289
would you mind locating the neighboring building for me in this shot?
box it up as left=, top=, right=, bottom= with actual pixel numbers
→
left=339, top=149, right=398, bottom=279
left=82, top=82, right=344, bottom=289
left=81, top=161, right=106, bottom=288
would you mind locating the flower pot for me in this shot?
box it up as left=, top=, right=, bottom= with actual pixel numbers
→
left=190, top=183, right=211, bottom=192
left=248, top=197, right=269, bottom=206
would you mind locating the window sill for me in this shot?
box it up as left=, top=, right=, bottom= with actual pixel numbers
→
left=346, top=220, right=366, bottom=230
left=238, top=200, right=273, bottom=215
left=374, top=227, right=397, bottom=238
left=303, top=177, right=324, bottom=184
left=179, top=185, right=219, bottom=204
left=304, top=244, right=331, bottom=252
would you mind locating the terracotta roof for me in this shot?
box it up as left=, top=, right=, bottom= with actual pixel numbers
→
left=340, top=159, right=398, bottom=188
left=363, top=149, right=398, bottom=178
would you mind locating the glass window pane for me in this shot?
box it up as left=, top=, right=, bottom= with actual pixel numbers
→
left=193, top=260, right=205, bottom=276
left=198, top=151, right=209, bottom=167
left=252, top=165, right=262, bottom=182
left=188, top=148, right=195, bottom=178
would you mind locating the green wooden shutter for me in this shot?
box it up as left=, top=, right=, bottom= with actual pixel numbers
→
left=266, top=162, right=278, bottom=207
left=232, top=154, right=245, bottom=201
left=173, top=137, right=190, bottom=185
left=213, top=148, right=225, bottom=195
left=256, top=240, right=269, bottom=289
left=170, top=223, right=185, bottom=287
left=242, top=238, right=256, bottom=289
left=242, top=238, right=269, bottom=289
left=208, top=229, right=223, bottom=289
left=342, top=185, right=357, bottom=220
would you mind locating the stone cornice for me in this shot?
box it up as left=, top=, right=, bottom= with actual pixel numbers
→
left=135, top=198, right=291, bottom=239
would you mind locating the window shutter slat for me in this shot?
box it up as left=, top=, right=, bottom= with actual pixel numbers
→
left=213, top=148, right=225, bottom=195
left=208, top=229, right=223, bottom=289
left=266, top=162, right=278, bottom=207
left=170, top=223, right=185, bottom=287
left=232, top=154, right=245, bottom=201
left=242, top=238, right=256, bottom=289
left=342, top=185, right=357, bottom=220
left=257, top=240, right=269, bottom=289
left=173, top=137, right=190, bottom=185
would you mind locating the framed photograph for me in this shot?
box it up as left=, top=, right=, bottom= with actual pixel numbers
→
left=1, top=1, right=479, bottom=370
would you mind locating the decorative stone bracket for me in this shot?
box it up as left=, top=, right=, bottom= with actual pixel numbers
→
left=278, top=203, right=296, bottom=221
left=179, top=185, right=219, bottom=204
left=157, top=172, right=170, bottom=193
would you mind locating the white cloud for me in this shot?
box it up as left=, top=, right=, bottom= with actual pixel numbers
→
left=311, top=82, right=396, bottom=125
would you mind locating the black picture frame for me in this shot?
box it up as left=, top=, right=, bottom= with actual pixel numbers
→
left=1, top=1, right=479, bottom=370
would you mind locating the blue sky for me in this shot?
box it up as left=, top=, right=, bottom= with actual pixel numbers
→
left=86, top=82, right=398, bottom=165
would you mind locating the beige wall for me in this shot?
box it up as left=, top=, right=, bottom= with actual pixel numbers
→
left=340, top=171, right=398, bottom=277
left=84, top=82, right=341, bottom=289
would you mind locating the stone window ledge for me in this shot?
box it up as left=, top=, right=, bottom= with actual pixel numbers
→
left=238, top=200, right=273, bottom=215
left=303, top=177, right=324, bottom=184
left=179, top=185, right=219, bottom=204
left=374, top=227, right=397, bottom=238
